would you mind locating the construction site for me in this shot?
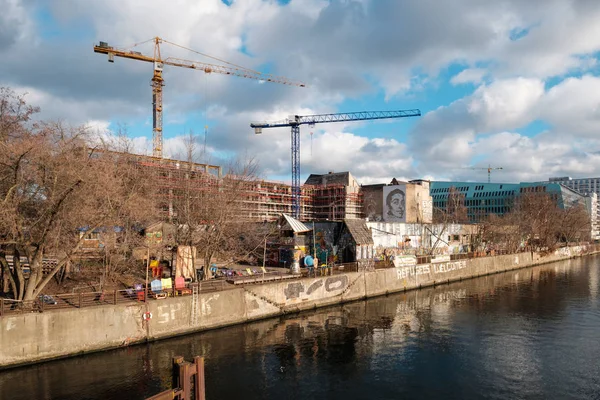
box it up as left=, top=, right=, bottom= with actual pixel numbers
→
left=132, top=152, right=364, bottom=222
left=92, top=38, right=421, bottom=224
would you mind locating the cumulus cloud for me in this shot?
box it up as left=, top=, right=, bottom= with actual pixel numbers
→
left=410, top=74, right=600, bottom=182
left=2, top=0, right=600, bottom=185
left=451, top=68, right=487, bottom=85
left=467, top=78, right=544, bottom=131
left=538, top=75, right=600, bottom=137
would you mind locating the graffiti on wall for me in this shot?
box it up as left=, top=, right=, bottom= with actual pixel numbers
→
left=364, top=188, right=383, bottom=221
left=396, top=264, right=431, bottom=280
left=422, top=199, right=433, bottom=222
left=395, top=260, right=467, bottom=280
left=278, top=248, right=293, bottom=267
left=156, top=303, right=183, bottom=324
left=311, top=222, right=350, bottom=264
left=283, top=276, right=349, bottom=300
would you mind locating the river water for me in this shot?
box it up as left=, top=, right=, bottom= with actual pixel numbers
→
left=2, top=256, right=600, bottom=400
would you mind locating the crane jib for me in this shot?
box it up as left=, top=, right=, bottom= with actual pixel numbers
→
left=251, top=109, right=421, bottom=218
left=94, top=39, right=305, bottom=158
left=250, top=109, right=421, bottom=129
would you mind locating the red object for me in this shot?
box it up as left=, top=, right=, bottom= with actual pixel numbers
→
left=174, top=276, right=192, bottom=295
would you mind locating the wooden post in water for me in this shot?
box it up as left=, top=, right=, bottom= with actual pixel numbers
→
left=172, top=356, right=184, bottom=390
left=181, top=361, right=192, bottom=400
left=146, top=355, right=206, bottom=400
left=194, top=356, right=206, bottom=400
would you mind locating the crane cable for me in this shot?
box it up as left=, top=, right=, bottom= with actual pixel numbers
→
left=114, top=37, right=259, bottom=74
left=161, top=38, right=262, bottom=74
left=115, top=37, right=156, bottom=51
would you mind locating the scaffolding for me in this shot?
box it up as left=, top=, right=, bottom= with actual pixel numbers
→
left=109, top=151, right=364, bottom=222
left=303, top=184, right=363, bottom=220
left=131, top=154, right=221, bottom=220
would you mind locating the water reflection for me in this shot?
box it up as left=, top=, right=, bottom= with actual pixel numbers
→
left=1, top=256, right=599, bottom=400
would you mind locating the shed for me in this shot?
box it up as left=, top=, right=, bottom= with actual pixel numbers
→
left=337, top=219, right=375, bottom=262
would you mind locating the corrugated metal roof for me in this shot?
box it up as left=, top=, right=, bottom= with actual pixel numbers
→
left=343, top=219, right=374, bottom=245
left=281, top=214, right=311, bottom=233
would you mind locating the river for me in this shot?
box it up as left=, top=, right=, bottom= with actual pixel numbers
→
left=1, top=255, right=599, bottom=400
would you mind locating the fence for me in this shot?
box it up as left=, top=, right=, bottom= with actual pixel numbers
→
left=3, top=244, right=599, bottom=317
left=0, top=279, right=227, bottom=317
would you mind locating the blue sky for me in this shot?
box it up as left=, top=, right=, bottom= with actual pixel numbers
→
left=2, top=0, right=600, bottom=185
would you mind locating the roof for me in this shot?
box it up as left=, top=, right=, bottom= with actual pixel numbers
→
left=390, top=178, right=408, bottom=185
left=343, top=219, right=374, bottom=245
left=280, top=214, right=311, bottom=233
left=304, top=171, right=357, bottom=186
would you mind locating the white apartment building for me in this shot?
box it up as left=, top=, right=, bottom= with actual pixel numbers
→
left=548, top=177, right=600, bottom=240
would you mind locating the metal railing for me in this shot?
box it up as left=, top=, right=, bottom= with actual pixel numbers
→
left=3, top=244, right=599, bottom=317
left=226, top=269, right=301, bottom=285
left=0, top=280, right=230, bottom=316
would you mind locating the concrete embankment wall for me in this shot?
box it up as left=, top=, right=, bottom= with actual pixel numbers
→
left=1, top=246, right=597, bottom=368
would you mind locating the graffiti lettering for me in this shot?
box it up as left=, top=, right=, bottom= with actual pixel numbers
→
left=157, top=303, right=182, bottom=324
left=396, top=265, right=430, bottom=280
left=201, top=294, right=220, bottom=316
left=325, top=276, right=348, bottom=292
left=306, top=280, right=323, bottom=295
left=396, top=261, right=468, bottom=280
left=433, top=261, right=466, bottom=274
left=284, top=282, right=305, bottom=300
left=396, top=265, right=413, bottom=280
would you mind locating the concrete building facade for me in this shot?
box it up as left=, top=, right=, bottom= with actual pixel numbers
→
left=430, top=180, right=598, bottom=239
left=548, top=177, right=600, bottom=239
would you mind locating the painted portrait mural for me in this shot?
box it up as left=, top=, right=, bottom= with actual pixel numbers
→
left=383, top=185, right=407, bottom=222
left=363, top=188, right=383, bottom=221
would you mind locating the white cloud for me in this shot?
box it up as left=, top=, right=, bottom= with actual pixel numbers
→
left=451, top=68, right=487, bottom=85
left=410, top=74, right=600, bottom=182
left=3, top=0, right=600, bottom=186
left=538, top=75, right=600, bottom=137
left=467, top=78, right=544, bottom=131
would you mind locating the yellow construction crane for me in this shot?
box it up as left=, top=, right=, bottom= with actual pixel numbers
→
left=468, top=164, right=503, bottom=183
left=94, top=37, right=305, bottom=158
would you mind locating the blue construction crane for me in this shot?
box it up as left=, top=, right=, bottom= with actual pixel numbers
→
left=250, top=109, right=421, bottom=218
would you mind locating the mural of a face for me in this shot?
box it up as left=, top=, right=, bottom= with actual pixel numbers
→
left=384, top=187, right=406, bottom=221
left=364, top=191, right=383, bottom=221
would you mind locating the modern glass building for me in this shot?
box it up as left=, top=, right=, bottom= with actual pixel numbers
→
left=546, top=177, right=600, bottom=239
left=430, top=181, right=586, bottom=222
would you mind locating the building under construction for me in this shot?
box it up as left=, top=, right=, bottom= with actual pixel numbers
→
left=128, top=153, right=363, bottom=222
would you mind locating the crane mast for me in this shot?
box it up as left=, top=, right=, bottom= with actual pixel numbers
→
left=151, top=39, right=164, bottom=157
left=94, top=37, right=305, bottom=158
left=251, top=109, right=421, bottom=218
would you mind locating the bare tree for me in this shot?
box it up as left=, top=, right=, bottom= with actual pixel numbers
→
left=171, top=152, right=262, bottom=279
left=556, top=202, right=590, bottom=244
left=433, top=186, right=468, bottom=224
left=0, top=87, right=156, bottom=301
left=480, top=192, right=591, bottom=253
